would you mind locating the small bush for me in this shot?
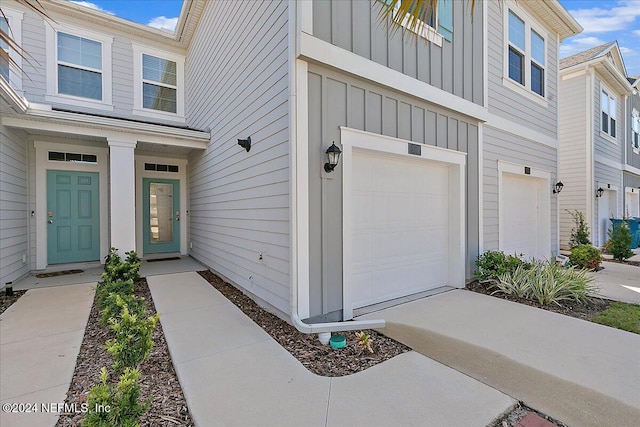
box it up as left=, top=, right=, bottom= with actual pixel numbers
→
left=83, top=367, right=149, bottom=427
left=97, top=279, right=134, bottom=311
left=607, top=221, right=634, bottom=261
left=569, top=244, right=602, bottom=270
left=106, top=302, right=159, bottom=371
left=102, top=248, right=141, bottom=283
left=491, top=260, right=598, bottom=306
left=100, top=293, right=146, bottom=326
left=475, top=250, right=530, bottom=282
left=568, top=210, right=591, bottom=248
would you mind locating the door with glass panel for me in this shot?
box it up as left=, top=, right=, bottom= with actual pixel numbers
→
left=143, top=179, right=180, bottom=254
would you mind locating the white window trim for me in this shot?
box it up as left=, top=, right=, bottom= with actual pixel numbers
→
left=390, top=4, right=443, bottom=47
left=599, top=82, right=617, bottom=142
left=132, top=43, right=185, bottom=122
left=45, top=23, right=113, bottom=111
left=502, top=3, right=548, bottom=106
left=631, top=109, right=639, bottom=154
left=1, top=8, right=24, bottom=92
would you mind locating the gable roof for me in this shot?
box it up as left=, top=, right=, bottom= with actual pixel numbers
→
left=559, top=42, right=616, bottom=70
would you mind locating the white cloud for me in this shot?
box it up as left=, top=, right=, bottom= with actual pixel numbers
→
left=559, top=36, right=606, bottom=58
left=69, top=1, right=114, bottom=15
left=568, top=0, right=640, bottom=34
left=620, top=46, right=637, bottom=56
left=147, top=16, right=178, bottom=32
left=634, top=30, right=640, bottom=36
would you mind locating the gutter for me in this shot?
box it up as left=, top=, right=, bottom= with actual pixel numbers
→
left=287, top=0, right=385, bottom=340
left=0, top=77, right=28, bottom=113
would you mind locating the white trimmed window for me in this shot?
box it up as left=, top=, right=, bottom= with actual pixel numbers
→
left=0, top=8, right=24, bottom=91
left=132, top=44, right=185, bottom=121
left=380, top=0, right=453, bottom=46
left=632, top=109, right=639, bottom=151
left=505, top=7, right=547, bottom=99
left=601, top=88, right=616, bottom=138
left=45, top=24, right=113, bottom=110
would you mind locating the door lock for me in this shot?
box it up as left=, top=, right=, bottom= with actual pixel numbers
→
left=175, top=211, right=180, bottom=221
left=48, top=219, right=53, bottom=224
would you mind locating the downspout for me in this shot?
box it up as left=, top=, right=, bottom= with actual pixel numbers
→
left=287, top=0, right=385, bottom=341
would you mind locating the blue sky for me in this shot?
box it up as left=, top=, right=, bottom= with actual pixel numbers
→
left=70, top=0, right=640, bottom=76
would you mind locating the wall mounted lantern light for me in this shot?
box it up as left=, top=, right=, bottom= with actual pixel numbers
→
left=238, top=136, right=251, bottom=152
left=553, top=181, right=564, bottom=194
left=596, top=187, right=604, bottom=198
left=324, top=142, right=342, bottom=173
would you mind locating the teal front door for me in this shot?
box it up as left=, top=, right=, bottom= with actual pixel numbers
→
left=143, top=178, right=180, bottom=254
left=47, top=170, right=100, bottom=264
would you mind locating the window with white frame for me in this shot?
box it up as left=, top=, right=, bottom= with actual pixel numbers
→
left=0, top=9, right=24, bottom=91
left=632, top=109, right=640, bottom=151
left=132, top=44, right=184, bottom=121
left=506, top=8, right=546, bottom=98
left=601, top=88, right=616, bottom=138
left=379, top=0, right=453, bottom=45
left=0, top=18, right=9, bottom=82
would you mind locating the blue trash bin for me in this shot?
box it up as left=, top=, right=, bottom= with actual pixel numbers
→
left=610, top=218, right=639, bottom=249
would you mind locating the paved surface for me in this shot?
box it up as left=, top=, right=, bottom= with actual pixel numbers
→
left=591, top=261, right=640, bottom=303
left=148, top=272, right=515, bottom=427
left=0, top=283, right=95, bottom=427
left=360, top=290, right=640, bottom=427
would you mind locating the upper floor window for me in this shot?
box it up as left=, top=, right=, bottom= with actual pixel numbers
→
left=380, top=0, right=453, bottom=46
left=601, top=89, right=616, bottom=138
left=632, top=109, right=639, bottom=151
left=1, top=18, right=9, bottom=82
left=0, top=8, right=24, bottom=91
left=506, top=8, right=546, bottom=99
left=132, top=44, right=185, bottom=122
left=45, top=24, right=113, bottom=111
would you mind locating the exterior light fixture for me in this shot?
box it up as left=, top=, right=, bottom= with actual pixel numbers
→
left=324, top=142, right=342, bottom=173
left=553, top=181, right=564, bottom=194
left=238, top=136, right=251, bottom=152
left=596, top=187, right=604, bottom=198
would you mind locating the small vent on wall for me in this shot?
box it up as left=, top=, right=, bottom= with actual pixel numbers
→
left=144, top=163, right=179, bottom=173
left=48, top=151, right=97, bottom=164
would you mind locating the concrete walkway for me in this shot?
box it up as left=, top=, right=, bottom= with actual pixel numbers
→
left=591, top=261, right=640, bottom=303
left=0, top=283, right=95, bottom=427
left=148, top=272, right=515, bottom=427
left=360, top=290, right=640, bottom=427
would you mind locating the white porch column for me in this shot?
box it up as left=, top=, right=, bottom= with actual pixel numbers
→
left=108, top=138, right=137, bottom=256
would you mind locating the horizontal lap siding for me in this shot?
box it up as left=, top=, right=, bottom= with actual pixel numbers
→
left=186, top=0, right=290, bottom=314
left=483, top=126, right=558, bottom=255
left=0, top=125, right=29, bottom=286
left=486, top=2, right=558, bottom=138
left=558, top=74, right=588, bottom=249
left=308, top=65, right=479, bottom=318
left=312, top=0, right=483, bottom=105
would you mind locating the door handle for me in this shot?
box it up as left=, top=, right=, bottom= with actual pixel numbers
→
left=175, top=211, right=180, bottom=221
left=48, top=219, right=53, bottom=224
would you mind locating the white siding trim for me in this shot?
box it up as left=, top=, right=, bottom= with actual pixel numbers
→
left=485, top=113, right=558, bottom=148
left=299, top=32, right=489, bottom=122
left=478, top=122, right=484, bottom=253
left=33, top=141, right=108, bottom=270
left=624, top=164, right=640, bottom=175
left=341, top=126, right=466, bottom=319
left=299, top=0, right=313, bottom=34
left=595, top=156, right=623, bottom=170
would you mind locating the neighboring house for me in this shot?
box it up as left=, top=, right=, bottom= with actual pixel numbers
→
left=0, top=0, right=578, bottom=328
left=558, top=42, right=634, bottom=249
left=624, top=76, right=640, bottom=218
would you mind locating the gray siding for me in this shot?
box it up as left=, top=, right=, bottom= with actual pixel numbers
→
left=0, top=124, right=29, bottom=287
left=627, top=92, right=640, bottom=169
left=558, top=73, right=589, bottom=249
left=486, top=1, right=559, bottom=138
left=186, top=0, right=291, bottom=315
left=593, top=74, right=624, bottom=163
left=624, top=172, right=640, bottom=189
left=593, top=161, right=623, bottom=242
left=307, top=64, right=479, bottom=319
left=312, top=0, right=483, bottom=105
left=483, top=126, right=559, bottom=255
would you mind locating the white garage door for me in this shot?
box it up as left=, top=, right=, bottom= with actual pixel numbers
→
left=501, top=174, right=545, bottom=260
left=347, top=150, right=450, bottom=311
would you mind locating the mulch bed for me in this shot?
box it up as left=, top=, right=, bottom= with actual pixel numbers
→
left=56, top=278, right=194, bottom=427
left=603, top=258, right=640, bottom=267
left=0, top=290, right=27, bottom=315
left=198, top=270, right=411, bottom=377
left=466, top=281, right=612, bottom=322
left=490, top=402, right=567, bottom=427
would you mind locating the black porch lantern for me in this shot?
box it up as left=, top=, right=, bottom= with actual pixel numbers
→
left=553, top=181, right=564, bottom=194
left=324, top=142, right=342, bottom=173
left=596, top=187, right=604, bottom=198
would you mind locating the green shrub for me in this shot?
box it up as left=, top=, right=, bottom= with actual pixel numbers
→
left=82, top=367, right=149, bottom=427
left=97, top=279, right=134, bottom=311
left=607, top=221, right=633, bottom=261
left=491, top=260, right=598, bottom=306
left=568, top=210, right=591, bottom=248
left=569, top=244, right=602, bottom=270
left=102, top=248, right=141, bottom=283
left=106, top=302, right=159, bottom=371
left=475, top=250, right=530, bottom=282
left=100, top=293, right=146, bottom=326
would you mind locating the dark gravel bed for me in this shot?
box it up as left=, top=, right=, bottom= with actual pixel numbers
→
left=490, top=402, right=567, bottom=427
left=198, top=270, right=411, bottom=377
left=0, top=290, right=27, bottom=315
left=56, top=279, right=194, bottom=427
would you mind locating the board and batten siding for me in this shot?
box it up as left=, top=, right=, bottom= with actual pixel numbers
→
left=558, top=73, right=589, bottom=249
left=483, top=126, right=559, bottom=255
left=624, top=172, right=640, bottom=190
left=593, top=161, right=623, bottom=241
left=486, top=1, right=559, bottom=138
left=0, top=124, right=29, bottom=287
left=593, top=74, right=624, bottom=164
left=307, top=64, right=479, bottom=319
left=627, top=93, right=640, bottom=169
left=186, top=0, right=291, bottom=315
left=312, top=0, right=483, bottom=106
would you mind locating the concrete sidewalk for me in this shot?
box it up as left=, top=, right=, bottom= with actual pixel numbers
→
left=361, top=290, right=640, bottom=427
left=0, top=283, right=95, bottom=427
left=148, top=272, right=515, bottom=427
left=591, top=261, right=640, bottom=303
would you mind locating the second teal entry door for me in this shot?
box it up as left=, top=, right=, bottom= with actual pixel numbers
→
left=143, top=178, right=180, bottom=254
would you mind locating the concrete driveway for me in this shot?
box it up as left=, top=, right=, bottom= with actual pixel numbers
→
left=591, top=261, right=640, bottom=304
